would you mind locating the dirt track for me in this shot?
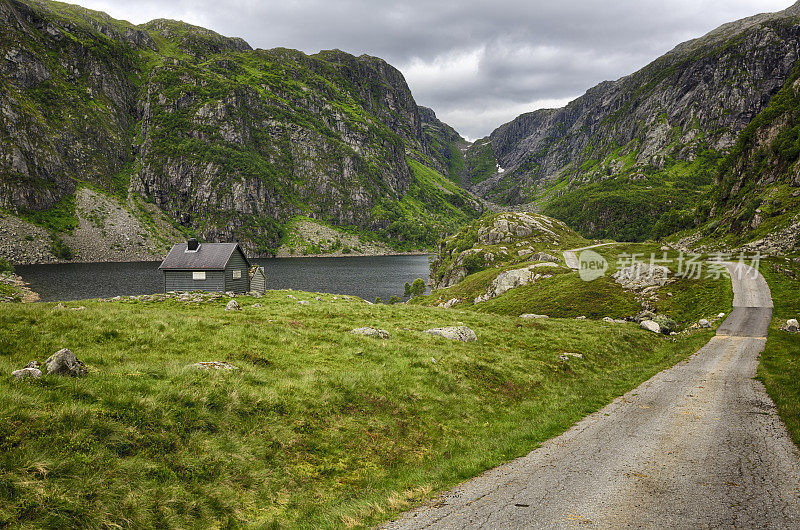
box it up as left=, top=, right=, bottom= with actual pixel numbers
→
left=385, top=263, right=800, bottom=528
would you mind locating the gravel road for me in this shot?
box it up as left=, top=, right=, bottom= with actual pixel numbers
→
left=385, top=263, right=800, bottom=528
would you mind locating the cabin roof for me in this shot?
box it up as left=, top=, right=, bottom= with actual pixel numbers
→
left=159, top=242, right=251, bottom=270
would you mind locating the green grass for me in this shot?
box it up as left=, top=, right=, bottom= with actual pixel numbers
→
left=756, top=257, right=800, bottom=448
left=0, top=291, right=714, bottom=528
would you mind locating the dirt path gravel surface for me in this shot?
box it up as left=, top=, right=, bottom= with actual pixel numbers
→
left=384, top=263, right=800, bottom=528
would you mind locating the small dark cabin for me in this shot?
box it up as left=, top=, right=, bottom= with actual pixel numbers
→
left=159, top=239, right=251, bottom=293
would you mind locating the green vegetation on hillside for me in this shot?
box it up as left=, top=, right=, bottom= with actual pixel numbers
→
left=0, top=293, right=713, bottom=528
left=756, top=258, right=800, bottom=447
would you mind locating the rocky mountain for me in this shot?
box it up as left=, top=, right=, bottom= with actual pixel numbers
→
left=676, top=61, right=800, bottom=253
left=0, top=0, right=480, bottom=261
left=468, top=2, right=800, bottom=244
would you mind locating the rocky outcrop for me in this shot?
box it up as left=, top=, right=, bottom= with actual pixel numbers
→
left=474, top=263, right=557, bottom=304
left=430, top=212, right=582, bottom=289
left=0, top=0, right=479, bottom=259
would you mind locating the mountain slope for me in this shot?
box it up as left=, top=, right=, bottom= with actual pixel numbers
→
left=470, top=2, right=800, bottom=242
left=0, top=0, right=480, bottom=260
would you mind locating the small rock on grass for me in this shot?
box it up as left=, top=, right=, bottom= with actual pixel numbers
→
left=225, top=299, right=241, bottom=311
left=298, top=300, right=310, bottom=305
left=786, top=319, right=799, bottom=332
left=12, top=367, right=42, bottom=380
left=45, top=348, right=87, bottom=377
left=640, top=320, right=661, bottom=334
left=424, top=326, right=477, bottom=342
left=698, top=319, right=711, bottom=328
left=192, top=361, right=238, bottom=370
left=520, top=314, right=549, bottom=319
left=350, top=327, right=390, bottom=339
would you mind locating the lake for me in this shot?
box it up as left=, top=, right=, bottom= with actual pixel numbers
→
left=16, top=255, right=432, bottom=302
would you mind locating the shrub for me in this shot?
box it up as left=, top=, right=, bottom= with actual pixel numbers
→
left=410, top=278, right=427, bottom=297
left=0, top=258, right=13, bottom=274
left=653, top=315, right=677, bottom=334
left=50, top=236, right=74, bottom=260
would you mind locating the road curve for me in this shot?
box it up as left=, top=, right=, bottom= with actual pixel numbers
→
left=384, top=263, right=800, bottom=528
left=562, top=242, right=616, bottom=270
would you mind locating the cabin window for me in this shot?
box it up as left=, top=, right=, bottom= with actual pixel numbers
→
left=193, top=271, right=206, bottom=280
left=233, top=270, right=242, bottom=280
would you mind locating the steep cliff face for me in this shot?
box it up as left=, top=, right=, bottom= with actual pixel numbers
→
left=676, top=63, right=800, bottom=253
left=0, top=0, right=479, bottom=259
left=472, top=2, right=800, bottom=242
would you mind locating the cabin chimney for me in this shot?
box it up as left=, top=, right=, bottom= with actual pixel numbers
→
left=187, top=238, right=199, bottom=251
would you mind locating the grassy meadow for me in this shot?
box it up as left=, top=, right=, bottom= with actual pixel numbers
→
left=756, top=257, right=800, bottom=447
left=0, top=291, right=716, bottom=528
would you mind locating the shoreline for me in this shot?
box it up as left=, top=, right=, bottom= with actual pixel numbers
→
left=12, top=250, right=432, bottom=267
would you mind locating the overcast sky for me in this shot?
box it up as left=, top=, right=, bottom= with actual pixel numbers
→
left=74, top=0, right=793, bottom=139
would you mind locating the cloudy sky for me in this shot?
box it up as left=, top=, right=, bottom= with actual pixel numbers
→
left=75, top=0, right=793, bottom=139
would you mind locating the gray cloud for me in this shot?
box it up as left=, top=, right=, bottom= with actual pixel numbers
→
left=78, top=0, right=792, bottom=138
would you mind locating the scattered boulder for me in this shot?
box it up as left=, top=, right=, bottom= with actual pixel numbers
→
left=44, top=349, right=87, bottom=377
left=252, top=303, right=262, bottom=308
left=520, top=313, right=549, bottom=319
left=225, top=299, right=241, bottom=311
left=613, top=263, right=671, bottom=290
left=786, top=319, right=799, bottom=332
left=12, top=367, right=42, bottom=380
left=559, top=352, right=584, bottom=360
left=528, top=252, right=560, bottom=263
left=440, top=298, right=461, bottom=309
left=423, top=326, right=477, bottom=342
left=640, top=320, right=661, bottom=334
left=191, top=361, right=238, bottom=370
left=286, top=294, right=297, bottom=300
left=298, top=300, right=310, bottom=305
left=25, top=361, right=40, bottom=369
left=315, top=296, right=323, bottom=301
left=602, top=317, right=615, bottom=323
left=350, top=327, right=390, bottom=339
left=698, top=319, right=711, bottom=328
left=635, top=310, right=656, bottom=323
left=718, top=313, right=726, bottom=318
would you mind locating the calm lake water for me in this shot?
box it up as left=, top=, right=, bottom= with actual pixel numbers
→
left=16, top=255, right=432, bottom=302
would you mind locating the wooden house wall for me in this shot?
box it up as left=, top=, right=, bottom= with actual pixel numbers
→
left=224, top=250, right=250, bottom=293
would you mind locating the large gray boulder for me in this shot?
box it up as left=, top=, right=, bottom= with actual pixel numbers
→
left=45, top=349, right=87, bottom=377
left=423, top=326, right=477, bottom=342
left=350, top=327, right=390, bottom=339
left=639, top=320, right=661, bottom=334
